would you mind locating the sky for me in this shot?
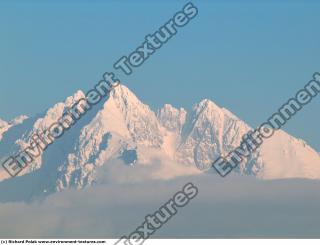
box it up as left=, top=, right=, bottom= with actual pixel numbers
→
left=0, top=0, right=320, bottom=150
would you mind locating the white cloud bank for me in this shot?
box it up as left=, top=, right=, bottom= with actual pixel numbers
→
left=0, top=171, right=320, bottom=238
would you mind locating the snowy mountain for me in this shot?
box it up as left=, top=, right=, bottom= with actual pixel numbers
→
left=0, top=85, right=319, bottom=200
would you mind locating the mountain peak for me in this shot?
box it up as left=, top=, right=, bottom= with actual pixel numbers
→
left=194, top=99, right=221, bottom=113
left=191, top=99, right=226, bottom=123
left=158, top=104, right=187, bottom=132
left=160, top=104, right=187, bottom=115
left=0, top=115, right=27, bottom=131
left=109, top=84, right=141, bottom=106
left=192, top=99, right=240, bottom=122
left=11, top=115, right=28, bottom=125
left=65, top=90, right=85, bottom=107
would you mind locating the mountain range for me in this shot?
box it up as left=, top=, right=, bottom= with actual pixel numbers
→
left=0, top=85, right=319, bottom=201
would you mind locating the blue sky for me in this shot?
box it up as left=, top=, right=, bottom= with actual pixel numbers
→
left=0, top=0, right=320, bottom=150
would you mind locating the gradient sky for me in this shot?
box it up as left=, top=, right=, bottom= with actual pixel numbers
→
left=0, top=0, right=319, bottom=150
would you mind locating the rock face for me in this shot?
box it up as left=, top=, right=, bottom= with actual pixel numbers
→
left=0, top=85, right=319, bottom=199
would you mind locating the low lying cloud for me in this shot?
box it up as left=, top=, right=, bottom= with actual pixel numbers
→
left=0, top=171, right=320, bottom=238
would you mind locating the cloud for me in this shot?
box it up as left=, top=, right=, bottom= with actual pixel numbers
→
left=0, top=173, right=320, bottom=238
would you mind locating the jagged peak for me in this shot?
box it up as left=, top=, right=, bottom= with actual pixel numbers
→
left=11, top=115, right=28, bottom=125
left=0, top=115, right=28, bottom=128
left=162, top=103, right=176, bottom=110
left=192, top=99, right=240, bottom=122
left=110, top=84, right=140, bottom=104
left=65, top=90, right=86, bottom=107
left=194, top=99, right=221, bottom=112
left=192, top=99, right=225, bottom=121
left=158, top=104, right=187, bottom=132
left=158, top=104, right=187, bottom=116
left=107, top=84, right=157, bottom=121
